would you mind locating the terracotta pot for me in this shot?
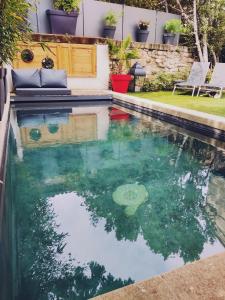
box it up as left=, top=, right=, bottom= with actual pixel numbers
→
left=111, top=74, right=132, bottom=93
left=46, top=9, right=79, bottom=35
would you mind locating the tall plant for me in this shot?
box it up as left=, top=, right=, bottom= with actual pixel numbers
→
left=0, top=0, right=31, bottom=67
left=108, top=36, right=139, bottom=74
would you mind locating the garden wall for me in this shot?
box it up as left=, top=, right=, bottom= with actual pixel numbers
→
left=109, top=43, right=194, bottom=90
left=133, top=43, right=194, bottom=77
left=28, top=0, right=180, bottom=44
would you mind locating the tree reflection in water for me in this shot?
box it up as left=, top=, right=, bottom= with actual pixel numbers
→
left=14, top=117, right=223, bottom=299
left=15, top=167, right=133, bottom=300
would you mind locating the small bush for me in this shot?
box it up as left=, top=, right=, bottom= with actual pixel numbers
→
left=164, top=19, right=184, bottom=34
left=104, top=11, right=119, bottom=26
left=141, top=70, right=188, bottom=92
left=54, top=0, right=81, bottom=12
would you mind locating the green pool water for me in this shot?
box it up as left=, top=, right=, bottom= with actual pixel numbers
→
left=4, top=104, right=225, bottom=299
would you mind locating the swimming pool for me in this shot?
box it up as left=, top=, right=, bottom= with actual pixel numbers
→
left=2, top=103, right=225, bottom=299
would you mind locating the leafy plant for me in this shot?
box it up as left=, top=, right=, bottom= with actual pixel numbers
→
left=108, top=36, right=139, bottom=74
left=141, top=70, right=189, bottom=92
left=104, top=10, right=119, bottom=26
left=138, top=20, right=150, bottom=30
left=54, top=0, right=81, bottom=13
left=164, top=19, right=184, bottom=34
left=0, top=0, right=31, bottom=66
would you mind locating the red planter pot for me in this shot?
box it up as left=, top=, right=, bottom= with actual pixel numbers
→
left=111, top=74, right=132, bottom=93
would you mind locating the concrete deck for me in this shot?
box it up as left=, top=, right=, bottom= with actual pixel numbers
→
left=92, top=252, right=225, bottom=300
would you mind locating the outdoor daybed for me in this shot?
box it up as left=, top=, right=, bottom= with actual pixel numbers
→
left=11, top=68, right=71, bottom=97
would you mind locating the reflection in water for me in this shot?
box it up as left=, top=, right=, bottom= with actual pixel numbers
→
left=6, top=105, right=225, bottom=299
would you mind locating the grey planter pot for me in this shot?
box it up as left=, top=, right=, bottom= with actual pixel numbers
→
left=163, top=33, right=177, bottom=45
left=0, top=68, right=7, bottom=121
left=102, top=26, right=116, bottom=39
left=136, top=29, right=149, bottom=43
left=46, top=9, right=79, bottom=35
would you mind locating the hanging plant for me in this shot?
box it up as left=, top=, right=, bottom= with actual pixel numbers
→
left=48, top=124, right=59, bottom=134
left=29, top=129, right=42, bottom=141
left=42, top=57, right=54, bottom=69
left=21, top=49, right=34, bottom=63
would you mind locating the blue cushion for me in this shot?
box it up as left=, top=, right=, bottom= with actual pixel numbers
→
left=12, top=69, right=41, bottom=88
left=40, top=69, right=67, bottom=88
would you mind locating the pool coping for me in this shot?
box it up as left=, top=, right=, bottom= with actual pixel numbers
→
left=10, top=89, right=225, bottom=142
left=0, top=103, right=10, bottom=237
left=112, top=92, right=225, bottom=142
left=92, top=252, right=225, bottom=300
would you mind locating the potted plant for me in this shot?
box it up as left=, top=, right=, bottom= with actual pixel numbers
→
left=108, top=36, right=139, bottom=93
left=103, top=11, right=119, bottom=39
left=0, top=0, right=31, bottom=120
left=136, top=20, right=150, bottom=43
left=46, top=0, right=80, bottom=35
left=163, top=19, right=184, bottom=45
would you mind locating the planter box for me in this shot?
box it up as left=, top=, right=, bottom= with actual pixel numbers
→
left=103, top=26, right=116, bottom=39
left=46, top=9, right=79, bottom=35
left=111, top=74, right=132, bottom=94
left=136, top=29, right=149, bottom=43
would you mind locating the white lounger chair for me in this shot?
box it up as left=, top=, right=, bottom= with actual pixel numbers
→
left=197, top=63, right=225, bottom=98
left=173, top=62, right=210, bottom=97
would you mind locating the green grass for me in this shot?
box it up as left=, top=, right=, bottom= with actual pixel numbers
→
left=129, top=91, right=225, bottom=118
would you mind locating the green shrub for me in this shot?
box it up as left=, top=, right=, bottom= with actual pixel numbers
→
left=0, top=0, right=31, bottom=66
left=164, top=19, right=184, bottom=34
left=141, top=70, right=188, bottom=92
left=54, top=0, right=81, bottom=13
left=108, top=36, right=139, bottom=73
left=104, top=10, right=119, bottom=26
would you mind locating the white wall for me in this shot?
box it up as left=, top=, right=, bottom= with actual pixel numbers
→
left=68, top=45, right=110, bottom=91
left=0, top=65, right=12, bottom=170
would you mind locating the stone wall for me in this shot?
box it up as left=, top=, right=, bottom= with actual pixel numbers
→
left=110, top=43, right=194, bottom=80
left=133, top=43, right=194, bottom=77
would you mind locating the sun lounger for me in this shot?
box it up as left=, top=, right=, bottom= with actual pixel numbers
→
left=173, top=62, right=210, bottom=96
left=197, top=63, right=225, bottom=98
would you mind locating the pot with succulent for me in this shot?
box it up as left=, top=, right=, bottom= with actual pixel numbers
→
left=163, top=19, right=184, bottom=45
left=0, top=0, right=31, bottom=120
left=136, top=20, right=150, bottom=43
left=46, top=0, right=80, bottom=35
left=102, top=10, right=119, bottom=39
left=108, top=36, right=139, bottom=93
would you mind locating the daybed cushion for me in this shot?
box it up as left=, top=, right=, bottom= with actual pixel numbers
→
left=12, top=69, right=41, bottom=88
left=40, top=69, right=67, bottom=88
left=15, top=88, right=71, bottom=96
left=17, top=114, right=45, bottom=128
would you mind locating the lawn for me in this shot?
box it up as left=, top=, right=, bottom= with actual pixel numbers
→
left=130, top=91, right=225, bottom=118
